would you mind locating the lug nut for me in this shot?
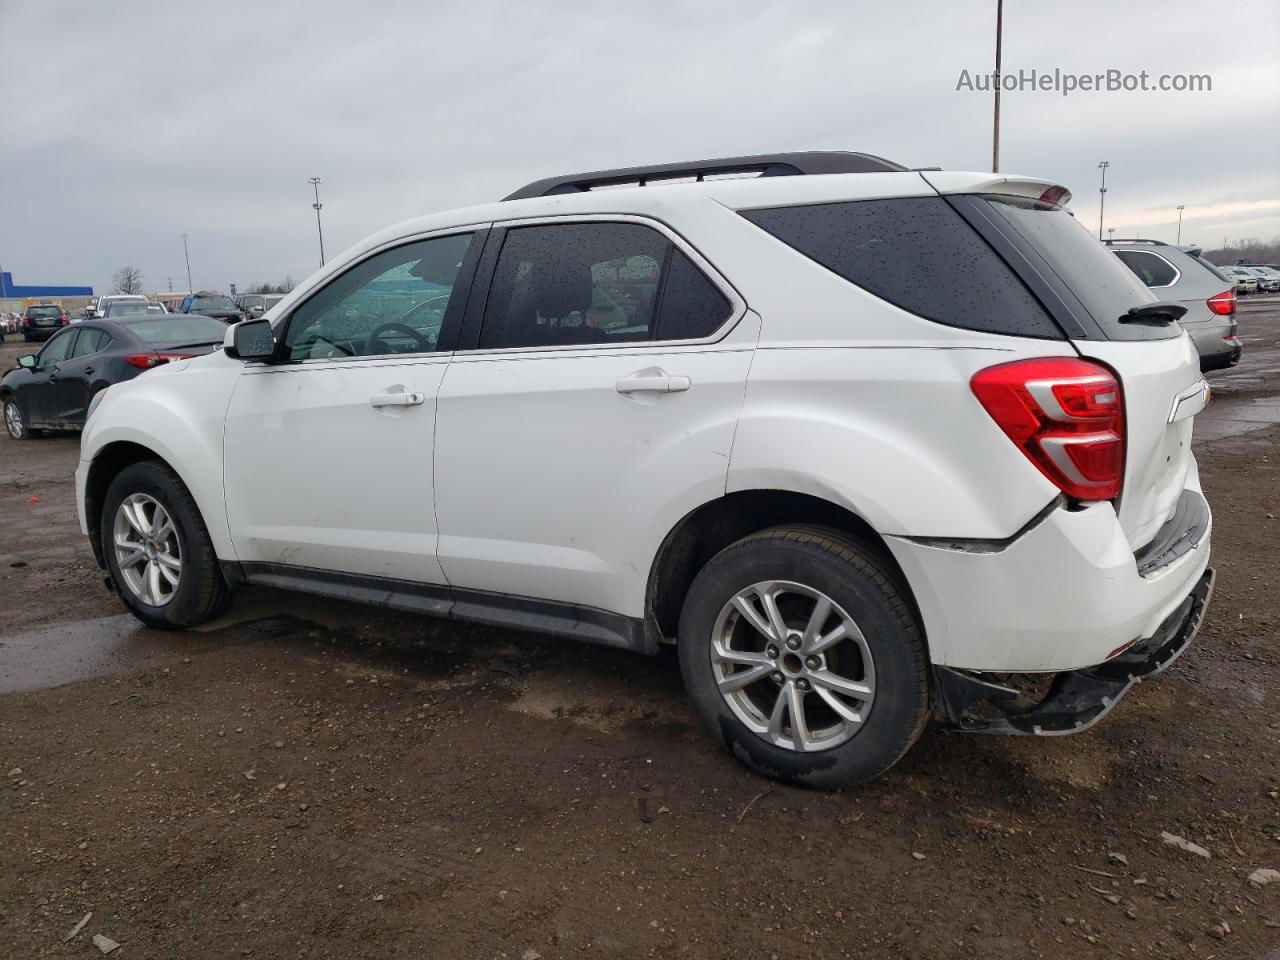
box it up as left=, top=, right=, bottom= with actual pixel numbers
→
left=797, top=678, right=811, bottom=691
left=766, top=645, right=780, bottom=659
left=771, top=671, right=784, bottom=684
left=786, top=637, right=801, bottom=651
left=805, top=656, right=820, bottom=670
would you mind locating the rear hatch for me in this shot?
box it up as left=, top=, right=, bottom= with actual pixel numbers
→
left=929, top=175, right=1204, bottom=551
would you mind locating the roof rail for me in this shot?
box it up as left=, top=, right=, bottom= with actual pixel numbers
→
left=1103, top=238, right=1170, bottom=246
left=503, top=151, right=908, bottom=201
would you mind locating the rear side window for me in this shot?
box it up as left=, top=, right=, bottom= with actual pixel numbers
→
left=742, top=197, right=1062, bottom=339
left=479, top=222, right=733, bottom=349
left=71, top=329, right=111, bottom=357
left=1114, top=249, right=1179, bottom=288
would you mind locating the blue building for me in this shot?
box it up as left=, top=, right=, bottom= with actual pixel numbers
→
left=0, top=271, right=94, bottom=300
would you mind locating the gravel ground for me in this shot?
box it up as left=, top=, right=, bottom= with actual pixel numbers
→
left=1, top=303, right=1279, bottom=959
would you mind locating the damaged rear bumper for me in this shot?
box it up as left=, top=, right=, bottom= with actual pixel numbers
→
left=931, top=567, right=1214, bottom=735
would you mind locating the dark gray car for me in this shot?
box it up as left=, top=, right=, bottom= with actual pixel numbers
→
left=1107, top=239, right=1241, bottom=372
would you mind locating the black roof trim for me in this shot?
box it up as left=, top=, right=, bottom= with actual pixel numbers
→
left=503, top=151, right=908, bottom=201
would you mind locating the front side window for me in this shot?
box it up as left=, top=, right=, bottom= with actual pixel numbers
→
left=38, top=330, right=77, bottom=364
left=479, top=222, right=733, bottom=349
left=1114, top=249, right=1179, bottom=288
left=284, top=233, right=475, bottom=361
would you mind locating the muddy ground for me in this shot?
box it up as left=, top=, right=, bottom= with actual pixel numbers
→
left=2, top=303, right=1279, bottom=960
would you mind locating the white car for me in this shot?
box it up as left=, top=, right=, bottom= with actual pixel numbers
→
left=76, top=152, right=1214, bottom=787
left=92, top=294, right=151, bottom=319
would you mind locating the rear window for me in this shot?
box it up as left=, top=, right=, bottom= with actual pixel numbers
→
left=741, top=197, right=1062, bottom=339
left=28, top=306, right=61, bottom=318
left=1191, top=255, right=1231, bottom=284
left=191, top=295, right=237, bottom=311
left=125, top=315, right=229, bottom=345
left=980, top=197, right=1176, bottom=340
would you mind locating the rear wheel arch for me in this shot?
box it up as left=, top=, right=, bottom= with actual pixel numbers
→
left=645, top=489, right=923, bottom=644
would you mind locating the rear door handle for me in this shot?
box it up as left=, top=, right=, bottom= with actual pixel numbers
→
left=82, top=367, right=94, bottom=376
left=616, top=369, right=691, bottom=394
left=369, top=390, right=426, bottom=408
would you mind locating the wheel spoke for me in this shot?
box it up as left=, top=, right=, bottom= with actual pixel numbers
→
left=810, top=668, right=873, bottom=702
left=787, top=681, right=813, bottom=751
left=713, top=645, right=772, bottom=668
left=156, top=557, right=181, bottom=587
left=802, top=596, right=831, bottom=649
left=146, top=560, right=163, bottom=604
left=155, top=551, right=181, bottom=573
left=731, top=591, right=778, bottom=642
left=116, top=545, right=147, bottom=569
left=152, top=514, right=175, bottom=544
left=807, top=621, right=849, bottom=655
left=767, top=682, right=790, bottom=740
left=815, top=685, right=865, bottom=724
left=717, top=662, right=773, bottom=692
left=123, top=499, right=151, bottom=537
left=759, top=587, right=789, bottom=645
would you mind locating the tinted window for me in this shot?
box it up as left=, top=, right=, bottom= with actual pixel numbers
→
left=479, top=223, right=732, bottom=349
left=126, top=315, right=230, bottom=345
left=654, top=250, right=733, bottom=341
left=71, top=328, right=111, bottom=357
left=38, top=330, right=77, bottom=364
left=981, top=196, right=1176, bottom=340
left=743, top=197, right=1061, bottom=339
left=190, top=295, right=237, bottom=311
left=28, top=306, right=61, bottom=318
left=285, top=232, right=474, bottom=360
left=1114, top=250, right=1179, bottom=287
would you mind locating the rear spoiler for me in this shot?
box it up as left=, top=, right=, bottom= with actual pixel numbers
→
left=920, top=171, right=1071, bottom=207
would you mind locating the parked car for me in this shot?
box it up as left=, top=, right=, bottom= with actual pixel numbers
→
left=2, top=313, right=229, bottom=439
left=76, top=152, right=1214, bottom=788
left=94, top=294, right=151, bottom=318
left=1108, top=239, right=1241, bottom=372
left=20, top=303, right=69, bottom=341
left=180, top=291, right=243, bottom=323
left=1222, top=266, right=1259, bottom=294
left=237, top=293, right=286, bottom=319
left=1241, top=266, right=1280, bottom=293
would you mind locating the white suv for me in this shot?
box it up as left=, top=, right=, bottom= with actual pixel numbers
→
left=76, top=152, right=1214, bottom=787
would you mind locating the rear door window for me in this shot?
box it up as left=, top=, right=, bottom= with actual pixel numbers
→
left=1114, top=250, right=1180, bottom=288
left=71, top=328, right=111, bottom=357
left=742, top=197, right=1063, bottom=339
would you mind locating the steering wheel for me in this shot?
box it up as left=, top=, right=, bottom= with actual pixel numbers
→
left=363, top=321, right=430, bottom=355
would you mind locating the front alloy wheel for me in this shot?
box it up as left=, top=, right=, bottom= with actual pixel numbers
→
left=712, top=580, right=875, bottom=752
left=113, top=493, right=182, bottom=606
left=4, top=399, right=25, bottom=439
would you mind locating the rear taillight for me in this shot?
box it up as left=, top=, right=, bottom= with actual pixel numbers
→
left=1207, top=289, right=1236, bottom=316
left=123, top=352, right=188, bottom=369
left=971, top=357, right=1125, bottom=502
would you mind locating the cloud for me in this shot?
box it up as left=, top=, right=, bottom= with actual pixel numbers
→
left=1, top=0, right=1276, bottom=293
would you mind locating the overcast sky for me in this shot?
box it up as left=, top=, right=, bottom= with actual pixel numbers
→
left=2, top=0, right=1277, bottom=295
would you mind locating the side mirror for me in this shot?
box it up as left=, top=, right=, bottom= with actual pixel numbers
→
left=227, top=318, right=277, bottom=361
left=18, top=354, right=36, bottom=369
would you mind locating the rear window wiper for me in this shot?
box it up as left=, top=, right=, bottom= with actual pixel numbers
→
left=1119, top=301, right=1188, bottom=326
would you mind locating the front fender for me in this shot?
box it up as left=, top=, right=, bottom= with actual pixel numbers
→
left=81, top=357, right=240, bottom=559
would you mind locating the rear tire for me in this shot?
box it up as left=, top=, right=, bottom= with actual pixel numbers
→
left=101, top=460, right=232, bottom=629
left=677, top=525, right=929, bottom=788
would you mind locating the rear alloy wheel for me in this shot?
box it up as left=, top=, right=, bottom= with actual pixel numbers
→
left=679, top=526, right=929, bottom=788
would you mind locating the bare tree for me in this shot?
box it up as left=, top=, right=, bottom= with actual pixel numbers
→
left=112, top=266, right=144, bottom=294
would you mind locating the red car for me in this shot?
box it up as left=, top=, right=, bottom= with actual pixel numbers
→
left=20, top=304, right=69, bottom=342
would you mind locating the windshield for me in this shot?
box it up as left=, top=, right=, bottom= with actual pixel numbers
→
left=27, top=306, right=61, bottom=318
left=105, top=302, right=164, bottom=316
left=981, top=196, right=1175, bottom=340
left=191, top=295, right=237, bottom=311
left=265, top=295, right=284, bottom=307
left=124, top=315, right=230, bottom=344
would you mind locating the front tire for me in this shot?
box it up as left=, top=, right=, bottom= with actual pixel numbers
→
left=101, top=461, right=231, bottom=629
left=3, top=397, right=39, bottom=439
left=678, top=526, right=929, bottom=788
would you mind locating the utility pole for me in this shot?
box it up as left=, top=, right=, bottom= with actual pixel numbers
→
left=308, top=177, right=326, bottom=267
left=1107, top=227, right=1115, bottom=242
left=180, top=234, right=193, bottom=292
left=1176, top=205, right=1185, bottom=245
left=1097, top=161, right=1110, bottom=240
left=992, top=0, right=1003, bottom=173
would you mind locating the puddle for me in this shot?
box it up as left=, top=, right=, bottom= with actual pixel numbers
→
left=0, top=614, right=151, bottom=694
left=1195, top=396, right=1280, bottom=443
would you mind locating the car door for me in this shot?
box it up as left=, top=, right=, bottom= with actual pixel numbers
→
left=433, top=217, right=757, bottom=619
left=22, top=328, right=78, bottom=423
left=222, top=228, right=483, bottom=585
left=55, top=326, right=113, bottom=422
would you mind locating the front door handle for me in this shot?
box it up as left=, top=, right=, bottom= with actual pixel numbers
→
left=369, top=390, right=426, bottom=409
left=616, top=368, right=692, bottom=394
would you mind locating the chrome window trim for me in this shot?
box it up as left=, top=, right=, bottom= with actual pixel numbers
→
left=457, top=212, right=747, bottom=358
left=1114, top=248, right=1181, bottom=289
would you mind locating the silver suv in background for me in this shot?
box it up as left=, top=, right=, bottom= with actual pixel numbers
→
left=1108, top=239, right=1241, bottom=371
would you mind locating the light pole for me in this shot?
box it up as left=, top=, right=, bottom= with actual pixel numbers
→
left=180, top=233, right=193, bottom=292
left=308, top=177, right=326, bottom=267
left=1097, top=161, right=1110, bottom=240
left=992, top=0, right=1003, bottom=173
left=1176, top=205, right=1185, bottom=245
left=1107, top=227, right=1115, bottom=242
